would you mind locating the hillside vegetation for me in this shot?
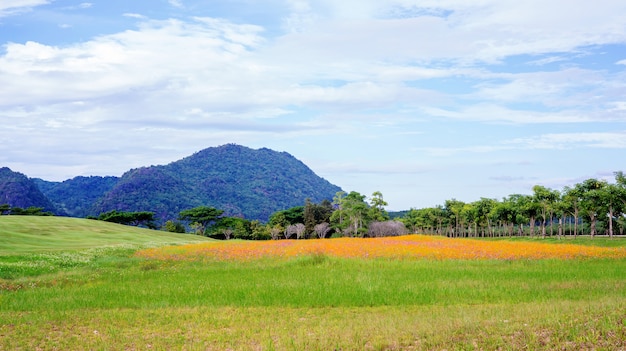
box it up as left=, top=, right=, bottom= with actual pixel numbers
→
left=1, top=144, right=341, bottom=223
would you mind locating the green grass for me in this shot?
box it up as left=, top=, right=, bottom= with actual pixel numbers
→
left=1, top=217, right=626, bottom=350
left=0, top=216, right=211, bottom=254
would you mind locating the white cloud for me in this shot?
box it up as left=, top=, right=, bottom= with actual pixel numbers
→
left=0, top=0, right=50, bottom=17
left=168, top=0, right=183, bottom=8
left=507, top=132, right=626, bottom=150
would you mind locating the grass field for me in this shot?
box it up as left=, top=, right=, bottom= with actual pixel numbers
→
left=1, top=217, right=626, bottom=350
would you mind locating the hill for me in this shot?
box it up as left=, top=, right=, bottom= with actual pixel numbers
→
left=91, top=144, right=342, bottom=222
left=0, top=216, right=211, bottom=255
left=0, top=167, right=58, bottom=213
left=4, top=144, right=342, bottom=223
left=33, top=176, right=119, bottom=218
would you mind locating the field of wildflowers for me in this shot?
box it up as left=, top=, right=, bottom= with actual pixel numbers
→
left=136, top=234, right=626, bottom=262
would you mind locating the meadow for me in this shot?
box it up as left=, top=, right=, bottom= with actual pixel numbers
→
left=1, top=217, right=626, bottom=350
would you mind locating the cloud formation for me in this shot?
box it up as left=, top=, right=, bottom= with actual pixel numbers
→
left=1, top=0, right=626, bottom=209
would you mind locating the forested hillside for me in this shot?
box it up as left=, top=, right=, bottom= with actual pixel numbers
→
left=92, top=144, right=341, bottom=222
left=0, top=168, right=58, bottom=214
left=1, top=145, right=342, bottom=222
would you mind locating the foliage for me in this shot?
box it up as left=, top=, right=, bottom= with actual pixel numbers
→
left=97, top=210, right=156, bottom=228
left=0, top=167, right=58, bottom=214
left=7, top=206, right=54, bottom=216
left=8, top=145, right=341, bottom=223
left=401, top=172, right=626, bottom=238
left=178, top=206, right=224, bottom=236
left=33, top=176, right=118, bottom=218
left=163, top=220, right=186, bottom=233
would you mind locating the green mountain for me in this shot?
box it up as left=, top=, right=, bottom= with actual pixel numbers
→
left=91, top=144, right=342, bottom=222
left=19, top=144, right=342, bottom=223
left=33, top=176, right=119, bottom=218
left=0, top=167, right=58, bottom=213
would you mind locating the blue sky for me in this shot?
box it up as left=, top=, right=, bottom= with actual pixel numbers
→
left=1, top=0, right=626, bottom=211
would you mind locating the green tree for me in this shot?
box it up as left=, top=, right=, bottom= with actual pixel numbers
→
left=532, top=185, right=560, bottom=238
left=98, top=210, right=155, bottom=228
left=444, top=199, right=465, bottom=237
left=0, top=204, right=10, bottom=215
left=211, top=217, right=250, bottom=240
left=599, top=176, right=626, bottom=238
left=9, top=206, right=54, bottom=216
left=163, top=220, right=186, bottom=233
left=369, top=191, right=389, bottom=222
left=562, top=185, right=584, bottom=237
left=579, top=178, right=607, bottom=238
left=400, top=208, right=422, bottom=234
left=178, top=206, right=224, bottom=236
left=342, top=191, right=370, bottom=237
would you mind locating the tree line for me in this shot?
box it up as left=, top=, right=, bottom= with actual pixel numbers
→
left=402, top=172, right=626, bottom=239
left=0, top=205, right=53, bottom=216
left=160, top=190, right=407, bottom=240
left=5, top=171, right=625, bottom=240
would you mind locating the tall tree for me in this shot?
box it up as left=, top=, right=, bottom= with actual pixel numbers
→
left=444, top=199, right=465, bottom=237
left=178, top=206, right=224, bottom=236
left=579, top=178, right=607, bottom=238
left=369, top=191, right=389, bottom=222
left=532, top=185, right=559, bottom=238
left=341, top=191, right=370, bottom=237
left=562, top=185, right=584, bottom=237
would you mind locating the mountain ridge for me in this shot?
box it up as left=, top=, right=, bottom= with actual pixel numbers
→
left=1, top=144, right=342, bottom=222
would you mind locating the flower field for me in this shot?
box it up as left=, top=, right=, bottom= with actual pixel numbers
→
left=135, top=235, right=626, bottom=261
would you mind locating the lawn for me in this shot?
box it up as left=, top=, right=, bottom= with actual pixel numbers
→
left=1, top=217, right=625, bottom=350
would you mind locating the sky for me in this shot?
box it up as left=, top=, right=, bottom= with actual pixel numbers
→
left=1, top=0, right=626, bottom=211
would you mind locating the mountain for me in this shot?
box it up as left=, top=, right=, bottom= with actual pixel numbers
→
left=0, top=167, right=58, bottom=213
left=17, top=144, right=342, bottom=223
left=91, top=144, right=342, bottom=222
left=33, top=176, right=119, bottom=218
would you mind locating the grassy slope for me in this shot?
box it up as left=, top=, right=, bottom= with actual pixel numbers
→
left=0, top=216, right=211, bottom=254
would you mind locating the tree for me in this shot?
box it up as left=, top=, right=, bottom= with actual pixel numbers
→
left=211, top=217, right=250, bottom=240
left=341, top=191, right=370, bottom=237
left=163, top=220, right=186, bottom=233
left=284, top=223, right=305, bottom=239
left=562, top=185, right=583, bottom=237
left=400, top=208, right=421, bottom=234
left=270, top=206, right=304, bottom=227
left=269, top=224, right=283, bottom=240
left=474, top=198, right=496, bottom=237
left=532, top=185, right=559, bottom=238
left=0, top=204, right=10, bottom=215
left=599, top=175, right=626, bottom=238
left=368, top=221, right=406, bottom=237
left=369, top=191, right=389, bottom=222
left=178, top=206, right=224, bottom=236
left=579, top=178, right=607, bottom=238
left=9, top=206, right=54, bottom=216
left=98, top=210, right=155, bottom=227
left=313, top=222, right=331, bottom=239
left=444, top=199, right=465, bottom=237
left=303, top=199, right=334, bottom=238
left=331, top=191, right=347, bottom=230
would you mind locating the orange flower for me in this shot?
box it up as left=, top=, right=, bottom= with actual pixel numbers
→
left=135, top=235, right=626, bottom=262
